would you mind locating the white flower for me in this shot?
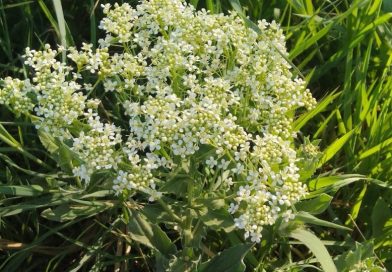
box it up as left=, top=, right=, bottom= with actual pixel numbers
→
left=218, top=159, right=230, bottom=170
left=205, top=156, right=218, bottom=168
left=103, top=79, right=117, bottom=92
left=226, top=177, right=234, bottom=187
left=234, top=215, right=246, bottom=229
left=232, top=163, right=245, bottom=174
left=148, top=190, right=163, bottom=202
left=72, top=164, right=91, bottom=183
left=228, top=203, right=239, bottom=214
left=250, top=232, right=262, bottom=243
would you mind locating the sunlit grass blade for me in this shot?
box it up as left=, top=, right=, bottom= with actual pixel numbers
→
left=289, top=22, right=333, bottom=59
left=359, top=137, right=392, bottom=160
left=52, top=0, right=66, bottom=61
left=0, top=1, right=33, bottom=9
left=318, top=128, right=356, bottom=167
left=294, top=91, right=340, bottom=131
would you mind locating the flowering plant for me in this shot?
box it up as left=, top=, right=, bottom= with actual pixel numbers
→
left=0, top=0, right=320, bottom=270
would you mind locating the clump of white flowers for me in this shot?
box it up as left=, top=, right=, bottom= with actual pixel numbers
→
left=0, top=0, right=317, bottom=243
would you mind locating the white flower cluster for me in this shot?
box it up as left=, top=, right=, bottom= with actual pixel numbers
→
left=0, top=0, right=318, bottom=242
left=23, top=45, right=88, bottom=138
left=0, top=77, right=34, bottom=115
left=231, top=134, right=305, bottom=242
left=72, top=110, right=122, bottom=183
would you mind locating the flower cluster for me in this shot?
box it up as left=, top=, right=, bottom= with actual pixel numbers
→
left=72, top=110, right=122, bottom=183
left=0, top=0, right=317, bottom=242
left=0, top=77, right=34, bottom=115
left=23, top=45, right=88, bottom=138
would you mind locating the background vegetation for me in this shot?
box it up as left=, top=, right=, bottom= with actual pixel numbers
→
left=0, top=0, right=391, bottom=271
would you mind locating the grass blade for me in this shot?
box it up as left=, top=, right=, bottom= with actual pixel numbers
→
left=318, top=129, right=356, bottom=167
left=359, top=136, right=392, bottom=159
left=0, top=185, right=44, bottom=196
left=294, top=91, right=340, bottom=131
left=52, top=0, right=66, bottom=61
left=289, top=22, right=333, bottom=59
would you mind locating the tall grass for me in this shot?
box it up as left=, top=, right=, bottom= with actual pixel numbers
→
left=0, top=0, right=391, bottom=271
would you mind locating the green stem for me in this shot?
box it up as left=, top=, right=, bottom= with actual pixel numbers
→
left=181, top=178, right=195, bottom=262
left=183, top=177, right=198, bottom=254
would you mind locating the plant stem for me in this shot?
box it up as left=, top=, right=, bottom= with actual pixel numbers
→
left=184, top=179, right=194, bottom=247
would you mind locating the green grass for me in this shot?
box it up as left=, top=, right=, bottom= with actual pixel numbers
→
left=0, top=0, right=391, bottom=271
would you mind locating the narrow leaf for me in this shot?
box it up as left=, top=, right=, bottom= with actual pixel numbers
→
left=296, top=212, right=351, bottom=231
left=0, top=185, right=44, bottom=196
left=289, top=228, right=337, bottom=272
left=359, top=136, right=392, bottom=159
left=289, top=23, right=333, bottom=59
left=294, top=91, right=340, bottom=131
left=318, top=129, right=356, bottom=167
left=307, top=175, right=365, bottom=197
left=52, top=0, right=66, bottom=61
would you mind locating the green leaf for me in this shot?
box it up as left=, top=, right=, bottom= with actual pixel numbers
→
left=199, top=243, right=254, bottom=272
left=0, top=185, right=44, bottom=196
left=289, top=228, right=337, bottom=272
left=58, top=143, right=85, bottom=173
left=371, top=198, right=392, bottom=237
left=142, top=203, right=175, bottom=224
left=0, top=127, right=50, bottom=168
left=294, top=91, right=340, bottom=131
left=0, top=123, right=20, bottom=148
left=38, top=129, right=59, bottom=154
left=0, top=194, right=69, bottom=217
left=194, top=197, right=234, bottom=232
left=40, top=201, right=111, bottom=222
left=367, top=178, right=392, bottom=189
left=295, top=193, right=333, bottom=214
left=356, top=13, right=392, bottom=38
left=192, top=144, right=215, bottom=163
left=289, top=22, right=334, bottom=59
left=80, top=190, right=112, bottom=199
left=307, top=174, right=365, bottom=197
left=41, top=205, right=79, bottom=222
left=128, top=210, right=177, bottom=258
left=359, top=136, right=392, bottom=160
left=160, top=176, right=189, bottom=196
left=318, top=129, right=356, bottom=167
left=307, top=175, right=392, bottom=199
left=0, top=153, right=56, bottom=178
left=189, top=0, right=199, bottom=8
left=199, top=208, right=235, bottom=233
left=195, top=197, right=226, bottom=210
left=347, top=184, right=367, bottom=223
left=37, top=0, right=74, bottom=48
left=335, top=242, right=379, bottom=272
left=295, top=211, right=351, bottom=231
left=38, top=129, right=84, bottom=173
